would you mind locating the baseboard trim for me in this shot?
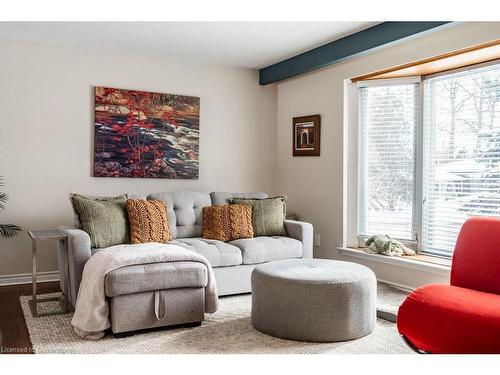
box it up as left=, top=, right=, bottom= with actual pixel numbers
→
left=0, top=271, right=60, bottom=286
left=377, top=278, right=414, bottom=293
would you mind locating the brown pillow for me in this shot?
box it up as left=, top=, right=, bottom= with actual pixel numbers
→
left=202, top=204, right=253, bottom=242
left=126, top=199, right=172, bottom=244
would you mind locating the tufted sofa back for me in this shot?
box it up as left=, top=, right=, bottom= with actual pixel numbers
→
left=147, top=191, right=211, bottom=239
left=148, top=191, right=268, bottom=239
left=210, top=191, right=268, bottom=205
left=73, top=190, right=269, bottom=240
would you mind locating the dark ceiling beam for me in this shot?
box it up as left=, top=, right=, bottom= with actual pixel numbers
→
left=259, top=21, right=452, bottom=85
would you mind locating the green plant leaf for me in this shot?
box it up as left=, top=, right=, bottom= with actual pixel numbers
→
left=0, top=192, right=8, bottom=211
left=0, top=224, right=22, bottom=238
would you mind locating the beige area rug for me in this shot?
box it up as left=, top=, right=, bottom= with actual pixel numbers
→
left=20, top=283, right=412, bottom=354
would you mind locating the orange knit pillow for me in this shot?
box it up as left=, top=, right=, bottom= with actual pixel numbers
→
left=202, top=204, right=253, bottom=242
left=126, top=199, right=172, bottom=244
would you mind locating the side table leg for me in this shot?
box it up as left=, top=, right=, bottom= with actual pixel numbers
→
left=60, top=237, right=71, bottom=313
left=31, top=241, right=37, bottom=317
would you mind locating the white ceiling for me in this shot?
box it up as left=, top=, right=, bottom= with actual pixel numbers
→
left=0, top=22, right=378, bottom=69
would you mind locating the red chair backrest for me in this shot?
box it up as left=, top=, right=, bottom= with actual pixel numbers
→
left=451, top=216, right=500, bottom=295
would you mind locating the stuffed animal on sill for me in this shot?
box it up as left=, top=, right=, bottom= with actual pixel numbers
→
left=364, top=234, right=416, bottom=257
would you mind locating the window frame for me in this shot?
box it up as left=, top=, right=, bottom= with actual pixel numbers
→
left=355, top=77, right=422, bottom=250
left=419, top=58, right=500, bottom=257
left=349, top=59, right=500, bottom=258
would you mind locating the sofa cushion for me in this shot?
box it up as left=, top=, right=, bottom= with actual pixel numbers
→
left=210, top=191, right=268, bottom=206
left=171, top=238, right=242, bottom=267
left=147, top=191, right=211, bottom=239
left=105, top=261, right=208, bottom=297
left=229, top=236, right=302, bottom=265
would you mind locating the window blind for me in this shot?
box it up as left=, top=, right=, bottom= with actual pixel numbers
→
left=358, top=83, right=419, bottom=240
left=423, top=63, right=500, bottom=257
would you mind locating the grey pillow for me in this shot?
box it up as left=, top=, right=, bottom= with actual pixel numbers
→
left=70, top=193, right=129, bottom=248
left=231, top=196, right=287, bottom=237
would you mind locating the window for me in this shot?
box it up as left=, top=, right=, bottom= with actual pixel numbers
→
left=423, top=63, right=500, bottom=256
left=356, top=61, right=500, bottom=258
left=358, top=81, right=419, bottom=241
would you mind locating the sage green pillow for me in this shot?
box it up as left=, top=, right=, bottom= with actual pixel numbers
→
left=70, top=194, right=129, bottom=248
left=231, top=196, right=287, bottom=237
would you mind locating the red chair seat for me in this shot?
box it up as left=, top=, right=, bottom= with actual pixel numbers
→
left=397, top=284, right=500, bottom=354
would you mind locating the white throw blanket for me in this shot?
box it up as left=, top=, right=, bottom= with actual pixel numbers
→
left=71, top=243, right=219, bottom=340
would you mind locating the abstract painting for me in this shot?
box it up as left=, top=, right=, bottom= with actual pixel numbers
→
left=94, top=86, right=200, bottom=178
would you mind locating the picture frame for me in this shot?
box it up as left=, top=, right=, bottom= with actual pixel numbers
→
left=292, top=114, right=321, bottom=156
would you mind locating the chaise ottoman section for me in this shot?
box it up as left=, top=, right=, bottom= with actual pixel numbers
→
left=105, top=261, right=208, bottom=335
left=109, top=288, right=205, bottom=334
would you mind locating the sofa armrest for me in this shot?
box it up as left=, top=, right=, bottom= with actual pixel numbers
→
left=284, top=220, right=313, bottom=259
left=58, top=225, right=92, bottom=307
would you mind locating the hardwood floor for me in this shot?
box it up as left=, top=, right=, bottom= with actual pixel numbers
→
left=0, top=281, right=60, bottom=354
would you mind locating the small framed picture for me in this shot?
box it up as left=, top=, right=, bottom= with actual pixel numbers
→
left=292, top=114, right=321, bottom=156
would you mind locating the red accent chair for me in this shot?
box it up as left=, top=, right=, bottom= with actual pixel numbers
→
left=397, top=216, right=500, bottom=354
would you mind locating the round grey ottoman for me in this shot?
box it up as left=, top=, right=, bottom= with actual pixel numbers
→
left=251, top=259, right=376, bottom=342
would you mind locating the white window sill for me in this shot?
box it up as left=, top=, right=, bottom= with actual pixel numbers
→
left=337, top=247, right=451, bottom=276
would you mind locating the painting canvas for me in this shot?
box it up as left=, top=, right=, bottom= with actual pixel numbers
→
left=94, top=86, right=200, bottom=178
left=292, top=114, right=321, bottom=156
left=295, top=122, right=315, bottom=150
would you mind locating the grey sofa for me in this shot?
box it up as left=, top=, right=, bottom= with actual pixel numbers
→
left=58, top=191, right=313, bottom=334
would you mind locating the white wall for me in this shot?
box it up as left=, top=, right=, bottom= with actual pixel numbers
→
left=0, top=39, right=277, bottom=278
left=2, top=22, right=499, bottom=288
left=276, top=22, right=500, bottom=289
